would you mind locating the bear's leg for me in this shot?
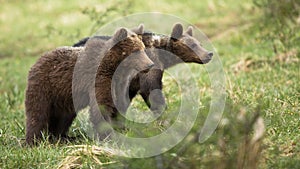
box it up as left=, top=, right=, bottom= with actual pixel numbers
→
left=48, top=107, right=76, bottom=139
left=89, top=93, right=115, bottom=141
left=139, top=69, right=166, bottom=114
left=129, top=75, right=140, bottom=101
left=25, top=87, right=51, bottom=145
left=140, top=89, right=166, bottom=113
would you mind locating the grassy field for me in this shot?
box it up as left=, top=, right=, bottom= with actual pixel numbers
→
left=0, top=0, right=299, bottom=168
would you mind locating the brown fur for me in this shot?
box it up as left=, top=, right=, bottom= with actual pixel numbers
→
left=25, top=28, right=153, bottom=144
left=73, top=24, right=213, bottom=113
left=131, top=23, right=213, bottom=112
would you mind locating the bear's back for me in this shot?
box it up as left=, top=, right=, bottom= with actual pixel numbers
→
left=28, top=47, right=84, bottom=97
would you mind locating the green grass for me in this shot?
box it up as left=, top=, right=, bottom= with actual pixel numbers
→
left=0, top=0, right=299, bottom=168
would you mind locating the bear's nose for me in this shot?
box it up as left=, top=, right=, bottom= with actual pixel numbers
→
left=147, top=63, right=154, bottom=69
left=207, top=52, right=213, bottom=58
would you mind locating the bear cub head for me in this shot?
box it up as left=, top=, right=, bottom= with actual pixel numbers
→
left=170, top=23, right=213, bottom=64
left=96, top=25, right=154, bottom=74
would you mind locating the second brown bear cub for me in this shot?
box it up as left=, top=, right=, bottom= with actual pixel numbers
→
left=73, top=23, right=213, bottom=113
left=25, top=26, right=153, bottom=144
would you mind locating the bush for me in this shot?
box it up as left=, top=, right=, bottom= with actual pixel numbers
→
left=253, top=0, right=299, bottom=24
left=253, top=0, right=300, bottom=52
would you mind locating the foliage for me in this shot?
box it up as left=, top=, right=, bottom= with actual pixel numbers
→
left=253, top=0, right=300, bottom=52
left=253, top=0, right=299, bottom=23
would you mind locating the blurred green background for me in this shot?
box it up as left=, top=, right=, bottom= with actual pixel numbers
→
left=0, top=0, right=299, bottom=168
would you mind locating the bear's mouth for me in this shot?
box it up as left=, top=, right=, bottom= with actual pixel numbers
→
left=200, top=58, right=212, bottom=64
left=197, top=52, right=213, bottom=64
left=194, top=57, right=211, bottom=64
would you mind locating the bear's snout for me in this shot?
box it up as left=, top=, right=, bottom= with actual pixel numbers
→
left=140, top=62, right=154, bottom=73
left=207, top=52, right=213, bottom=59
left=137, top=51, right=154, bottom=71
left=200, top=51, right=213, bottom=64
left=146, top=63, right=154, bottom=69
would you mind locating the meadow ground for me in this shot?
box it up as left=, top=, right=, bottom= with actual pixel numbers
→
left=0, top=0, right=299, bottom=168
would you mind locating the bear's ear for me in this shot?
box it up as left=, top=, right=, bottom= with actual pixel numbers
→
left=132, top=24, right=144, bottom=35
left=185, top=26, right=193, bottom=36
left=113, top=28, right=128, bottom=42
left=171, top=23, right=183, bottom=39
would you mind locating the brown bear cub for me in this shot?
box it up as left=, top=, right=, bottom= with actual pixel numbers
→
left=73, top=23, right=213, bottom=113
left=25, top=26, right=153, bottom=144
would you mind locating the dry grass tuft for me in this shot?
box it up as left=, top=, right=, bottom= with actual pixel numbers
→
left=275, top=48, right=299, bottom=63
left=57, top=145, right=118, bottom=169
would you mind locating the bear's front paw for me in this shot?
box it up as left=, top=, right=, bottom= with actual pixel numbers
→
left=149, top=89, right=167, bottom=115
